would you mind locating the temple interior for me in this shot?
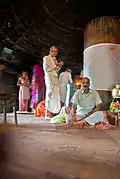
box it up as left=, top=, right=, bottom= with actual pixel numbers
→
left=0, top=0, right=120, bottom=179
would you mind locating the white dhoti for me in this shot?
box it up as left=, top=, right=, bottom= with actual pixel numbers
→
left=59, top=84, right=67, bottom=103
left=59, top=84, right=71, bottom=107
left=77, top=111, right=105, bottom=126
left=84, top=111, right=105, bottom=125
left=46, top=84, right=60, bottom=114
left=65, top=84, right=70, bottom=107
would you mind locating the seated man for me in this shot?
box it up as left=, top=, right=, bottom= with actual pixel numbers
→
left=71, top=77, right=109, bottom=127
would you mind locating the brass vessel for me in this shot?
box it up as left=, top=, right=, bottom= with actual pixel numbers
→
left=112, top=85, right=120, bottom=98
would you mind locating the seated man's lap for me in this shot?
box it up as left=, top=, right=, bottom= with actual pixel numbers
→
left=77, top=111, right=105, bottom=125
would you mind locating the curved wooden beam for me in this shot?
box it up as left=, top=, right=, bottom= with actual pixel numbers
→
left=43, top=5, right=83, bottom=32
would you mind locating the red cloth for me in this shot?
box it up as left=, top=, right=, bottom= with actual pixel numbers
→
left=34, top=100, right=46, bottom=117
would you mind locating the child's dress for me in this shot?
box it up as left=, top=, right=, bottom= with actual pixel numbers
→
left=18, top=77, right=30, bottom=111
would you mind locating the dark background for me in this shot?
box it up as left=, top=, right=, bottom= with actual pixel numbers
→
left=0, top=0, right=119, bottom=75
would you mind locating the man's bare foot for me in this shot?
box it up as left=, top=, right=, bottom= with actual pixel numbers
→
left=72, top=119, right=85, bottom=125
left=102, top=117, right=109, bottom=125
left=45, top=111, right=53, bottom=120
left=46, top=112, right=53, bottom=118
left=60, top=123, right=68, bottom=127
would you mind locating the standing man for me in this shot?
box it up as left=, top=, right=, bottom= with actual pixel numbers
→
left=59, top=68, right=73, bottom=106
left=43, top=46, right=64, bottom=119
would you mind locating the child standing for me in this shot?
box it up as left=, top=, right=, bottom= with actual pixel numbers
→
left=17, top=71, right=30, bottom=112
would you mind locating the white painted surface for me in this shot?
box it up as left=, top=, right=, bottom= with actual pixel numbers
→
left=84, top=43, right=120, bottom=90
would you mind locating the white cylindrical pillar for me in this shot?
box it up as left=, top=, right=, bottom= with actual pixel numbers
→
left=84, top=43, right=120, bottom=90
left=84, top=16, right=120, bottom=109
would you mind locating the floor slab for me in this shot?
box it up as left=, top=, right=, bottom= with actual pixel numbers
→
left=0, top=123, right=120, bottom=179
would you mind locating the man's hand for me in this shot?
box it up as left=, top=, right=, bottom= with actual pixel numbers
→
left=55, top=61, right=64, bottom=68
left=86, top=111, right=93, bottom=117
left=58, top=61, right=64, bottom=67
left=55, top=62, right=59, bottom=66
left=84, top=105, right=100, bottom=119
left=59, top=61, right=64, bottom=66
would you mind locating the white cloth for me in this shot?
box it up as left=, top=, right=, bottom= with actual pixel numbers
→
left=59, top=71, right=73, bottom=85
left=59, top=71, right=73, bottom=103
left=43, top=55, right=61, bottom=113
left=46, top=84, right=60, bottom=113
left=59, top=84, right=66, bottom=103
left=19, top=78, right=30, bottom=100
left=43, top=55, right=60, bottom=85
left=85, top=111, right=104, bottom=125
left=65, top=84, right=71, bottom=107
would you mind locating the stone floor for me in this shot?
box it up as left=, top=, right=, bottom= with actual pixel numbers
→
left=0, top=113, right=120, bottom=179
left=0, top=112, right=48, bottom=124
